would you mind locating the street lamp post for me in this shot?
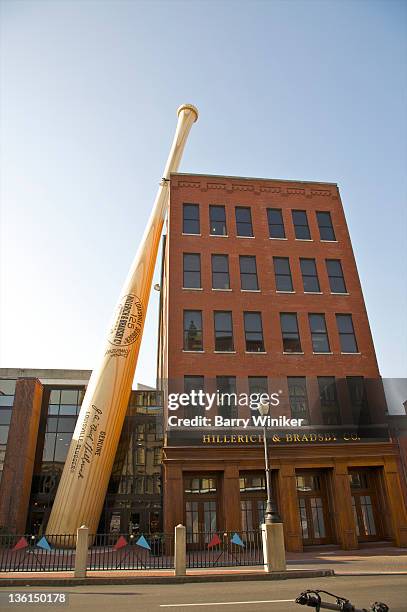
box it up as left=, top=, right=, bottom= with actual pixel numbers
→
left=258, top=400, right=282, bottom=524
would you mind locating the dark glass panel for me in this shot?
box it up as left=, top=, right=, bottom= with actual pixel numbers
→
left=210, top=205, right=227, bottom=235
left=0, top=409, right=12, bottom=425
left=317, top=211, right=336, bottom=241
left=267, top=208, right=285, bottom=238
left=236, top=207, right=253, bottom=236
left=183, top=203, right=200, bottom=234
left=184, top=310, right=203, bottom=351
left=292, top=210, right=311, bottom=239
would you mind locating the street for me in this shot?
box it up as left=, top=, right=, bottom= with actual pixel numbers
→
left=1, top=575, right=406, bottom=611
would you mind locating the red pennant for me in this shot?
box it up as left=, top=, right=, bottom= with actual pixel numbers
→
left=207, top=534, right=221, bottom=549
left=13, top=537, right=29, bottom=551
left=114, top=535, right=128, bottom=550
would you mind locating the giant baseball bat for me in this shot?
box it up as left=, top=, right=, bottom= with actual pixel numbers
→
left=46, top=104, right=198, bottom=537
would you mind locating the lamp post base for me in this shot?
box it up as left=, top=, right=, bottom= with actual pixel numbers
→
left=264, top=501, right=282, bottom=524
left=261, top=522, right=286, bottom=572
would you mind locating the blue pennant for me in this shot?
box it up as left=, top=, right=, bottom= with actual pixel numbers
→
left=231, top=533, right=245, bottom=547
left=135, top=535, right=151, bottom=550
left=36, top=536, right=51, bottom=551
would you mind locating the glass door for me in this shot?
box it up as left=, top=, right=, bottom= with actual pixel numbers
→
left=350, top=469, right=381, bottom=541
left=296, top=471, right=332, bottom=545
left=184, top=475, right=218, bottom=550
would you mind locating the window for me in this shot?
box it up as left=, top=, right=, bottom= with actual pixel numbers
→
left=347, top=377, right=370, bottom=424
left=240, top=256, right=259, bottom=290
left=211, top=254, right=230, bottom=289
left=183, top=203, right=200, bottom=234
left=244, top=312, right=265, bottom=352
left=300, top=258, right=320, bottom=292
left=235, top=207, right=253, bottom=237
left=185, top=477, right=217, bottom=494
left=183, top=310, right=203, bottom=351
left=184, top=376, right=205, bottom=413
left=308, top=314, right=330, bottom=353
left=41, top=386, right=84, bottom=465
left=183, top=253, right=201, bottom=288
left=273, top=257, right=293, bottom=291
left=248, top=377, right=268, bottom=396
left=267, top=208, right=285, bottom=238
left=326, top=260, right=347, bottom=293
left=318, top=377, right=341, bottom=425
left=280, top=313, right=302, bottom=353
left=288, top=377, right=310, bottom=424
left=336, top=314, right=358, bottom=353
left=0, top=379, right=16, bottom=480
left=214, top=311, right=234, bottom=351
left=292, top=210, right=311, bottom=239
left=209, top=205, right=227, bottom=236
left=217, top=376, right=237, bottom=418
left=317, top=211, right=336, bottom=241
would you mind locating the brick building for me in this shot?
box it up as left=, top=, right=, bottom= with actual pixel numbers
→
left=0, top=369, right=163, bottom=535
left=158, top=172, right=407, bottom=551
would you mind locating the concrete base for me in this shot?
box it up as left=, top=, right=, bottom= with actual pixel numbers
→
left=261, top=522, right=286, bottom=572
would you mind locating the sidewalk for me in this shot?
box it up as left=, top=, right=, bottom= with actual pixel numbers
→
left=287, top=544, right=407, bottom=576
left=0, top=546, right=405, bottom=586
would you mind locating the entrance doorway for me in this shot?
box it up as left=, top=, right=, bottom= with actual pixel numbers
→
left=350, top=469, right=382, bottom=541
left=296, top=470, right=332, bottom=545
left=239, top=472, right=268, bottom=532
left=184, top=475, right=218, bottom=549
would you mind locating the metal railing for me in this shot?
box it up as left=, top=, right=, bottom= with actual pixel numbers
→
left=186, top=530, right=263, bottom=568
left=0, top=534, right=76, bottom=572
left=0, top=529, right=264, bottom=572
left=87, top=533, right=174, bottom=570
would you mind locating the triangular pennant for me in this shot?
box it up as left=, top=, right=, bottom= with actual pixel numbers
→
left=207, top=533, right=221, bottom=548
left=135, top=535, right=151, bottom=550
left=36, top=536, right=51, bottom=551
left=13, top=537, right=29, bottom=551
left=231, top=532, right=245, bottom=547
left=113, top=535, right=128, bottom=550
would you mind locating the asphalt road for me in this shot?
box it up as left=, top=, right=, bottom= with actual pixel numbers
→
left=0, top=576, right=406, bottom=612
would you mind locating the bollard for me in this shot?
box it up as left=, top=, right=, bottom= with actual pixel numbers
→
left=174, top=524, right=186, bottom=576
left=74, top=525, right=89, bottom=578
left=261, top=522, right=286, bottom=573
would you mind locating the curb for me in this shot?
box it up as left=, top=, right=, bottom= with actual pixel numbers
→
left=0, top=569, right=334, bottom=587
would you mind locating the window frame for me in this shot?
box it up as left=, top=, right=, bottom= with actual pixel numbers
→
left=214, top=311, right=234, bottom=352
left=267, top=208, right=286, bottom=239
left=243, top=311, right=265, bottom=352
left=183, top=310, right=203, bottom=352
left=316, top=211, right=336, bottom=241
left=209, top=205, right=227, bottom=236
left=318, top=376, right=341, bottom=425
left=280, top=312, right=302, bottom=353
left=292, top=210, right=311, bottom=240
left=211, top=254, right=230, bottom=290
left=300, top=258, right=321, bottom=293
left=239, top=255, right=259, bottom=291
left=216, top=376, right=237, bottom=418
left=308, top=313, right=330, bottom=353
left=273, top=257, right=293, bottom=292
left=235, top=206, right=254, bottom=237
left=288, top=377, right=310, bottom=424
left=183, top=203, right=200, bottom=235
left=326, top=259, right=347, bottom=294
left=183, top=253, right=201, bottom=289
left=336, top=314, right=358, bottom=353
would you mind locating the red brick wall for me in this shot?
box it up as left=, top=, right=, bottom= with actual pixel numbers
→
left=164, top=174, right=379, bottom=399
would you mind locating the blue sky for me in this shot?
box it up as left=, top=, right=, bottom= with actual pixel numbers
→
left=1, top=0, right=406, bottom=385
